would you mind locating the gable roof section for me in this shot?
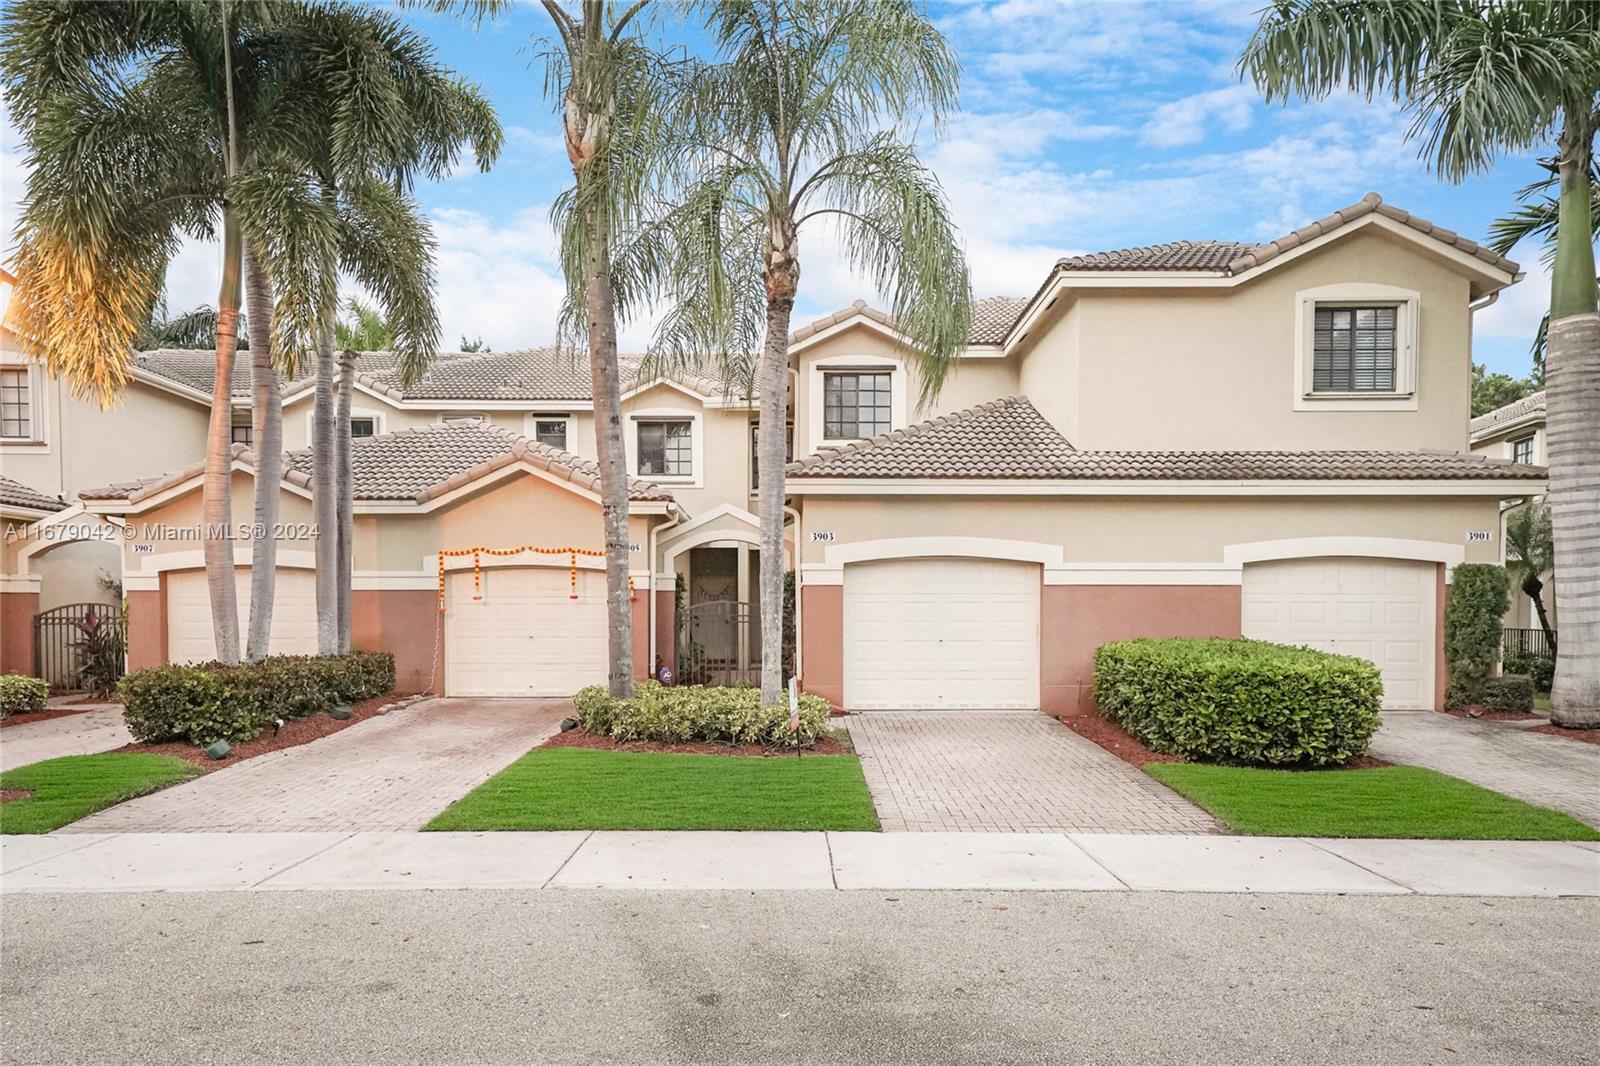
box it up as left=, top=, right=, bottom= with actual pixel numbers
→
left=0, top=475, right=68, bottom=514
left=1470, top=390, right=1545, bottom=441
left=1057, top=241, right=1255, bottom=272
left=787, top=296, right=1030, bottom=348
left=79, top=418, right=672, bottom=506
left=786, top=396, right=1546, bottom=483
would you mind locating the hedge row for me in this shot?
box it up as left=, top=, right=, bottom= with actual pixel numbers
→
left=1094, top=638, right=1382, bottom=767
left=0, top=675, right=49, bottom=718
left=119, top=652, right=395, bottom=746
left=574, top=681, right=832, bottom=747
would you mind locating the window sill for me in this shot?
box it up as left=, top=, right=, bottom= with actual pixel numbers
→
left=0, top=438, right=48, bottom=449
left=1294, top=391, right=1417, bottom=413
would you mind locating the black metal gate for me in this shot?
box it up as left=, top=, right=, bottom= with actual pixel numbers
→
left=33, top=602, right=126, bottom=691
left=677, top=600, right=755, bottom=686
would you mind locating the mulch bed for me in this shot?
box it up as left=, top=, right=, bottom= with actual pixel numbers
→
left=540, top=726, right=853, bottom=758
left=1527, top=724, right=1600, bottom=746
left=1438, top=707, right=1544, bottom=722
left=113, top=692, right=419, bottom=774
left=0, top=704, right=118, bottom=730
left=0, top=789, right=35, bottom=803
left=1057, top=712, right=1390, bottom=770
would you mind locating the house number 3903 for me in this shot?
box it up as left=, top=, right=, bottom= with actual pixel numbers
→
left=810, top=531, right=836, bottom=543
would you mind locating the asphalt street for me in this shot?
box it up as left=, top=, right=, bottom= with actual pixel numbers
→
left=1, top=890, right=1594, bottom=1065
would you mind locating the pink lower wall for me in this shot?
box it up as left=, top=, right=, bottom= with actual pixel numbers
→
left=1044, top=584, right=1242, bottom=717
left=630, top=595, right=651, bottom=681
left=799, top=579, right=1241, bottom=716
left=352, top=589, right=441, bottom=694
left=653, top=590, right=676, bottom=676
left=800, top=585, right=844, bottom=711
left=0, top=590, right=39, bottom=676
left=125, top=588, right=165, bottom=672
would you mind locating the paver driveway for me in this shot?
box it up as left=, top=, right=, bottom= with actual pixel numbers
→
left=1372, top=712, right=1600, bottom=828
left=1, top=706, right=131, bottom=772
left=64, top=699, right=567, bottom=833
left=844, top=711, right=1223, bottom=834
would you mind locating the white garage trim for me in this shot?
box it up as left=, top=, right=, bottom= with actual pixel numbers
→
left=1224, top=537, right=1462, bottom=581
left=166, top=567, right=318, bottom=664
left=444, top=566, right=609, bottom=697
left=123, top=549, right=317, bottom=592
left=807, top=536, right=1064, bottom=586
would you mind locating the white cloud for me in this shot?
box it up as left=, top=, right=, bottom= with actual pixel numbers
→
left=1140, top=86, right=1254, bottom=148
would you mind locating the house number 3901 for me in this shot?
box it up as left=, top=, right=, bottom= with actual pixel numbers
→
left=1465, top=530, right=1494, bottom=543
left=810, top=531, right=836, bottom=543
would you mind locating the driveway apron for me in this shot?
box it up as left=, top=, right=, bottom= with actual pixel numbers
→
left=62, top=699, right=566, bottom=833
left=844, top=711, right=1223, bottom=834
left=1372, top=712, right=1600, bottom=828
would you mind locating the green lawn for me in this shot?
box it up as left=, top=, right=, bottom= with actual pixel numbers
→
left=0, top=754, right=201, bottom=835
left=1535, top=693, right=1551, bottom=713
left=426, top=747, right=880, bottom=831
left=1147, top=763, right=1600, bottom=841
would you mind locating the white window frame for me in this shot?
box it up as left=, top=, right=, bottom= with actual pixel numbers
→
left=805, top=354, right=907, bottom=454
left=1293, top=283, right=1420, bottom=412
left=349, top=416, right=379, bottom=439
left=530, top=415, right=570, bottom=452
left=626, top=408, right=702, bottom=486
left=0, top=362, right=46, bottom=447
left=230, top=416, right=254, bottom=446
left=1509, top=434, right=1536, bottom=466
left=300, top=406, right=388, bottom=443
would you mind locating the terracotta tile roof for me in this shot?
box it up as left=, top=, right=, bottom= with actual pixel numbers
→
left=80, top=419, right=673, bottom=505
left=968, top=297, right=1030, bottom=344
left=134, top=347, right=755, bottom=404
left=1470, top=390, right=1545, bottom=440
left=0, top=475, right=67, bottom=513
left=1057, top=241, right=1255, bottom=272
left=1049, top=193, right=1519, bottom=279
left=786, top=396, right=1546, bottom=483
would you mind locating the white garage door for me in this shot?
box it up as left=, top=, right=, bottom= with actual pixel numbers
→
left=445, top=566, right=608, bottom=697
left=844, top=558, right=1039, bottom=710
left=1242, top=557, right=1435, bottom=710
left=167, top=568, right=318, bottom=664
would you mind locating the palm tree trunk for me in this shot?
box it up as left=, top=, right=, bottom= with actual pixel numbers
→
left=312, top=324, right=339, bottom=656
left=1545, top=113, right=1600, bottom=727
left=756, top=225, right=800, bottom=707
left=244, top=241, right=280, bottom=662
left=1524, top=574, right=1557, bottom=655
left=584, top=206, right=636, bottom=697
left=204, top=212, right=245, bottom=665
left=335, top=346, right=356, bottom=653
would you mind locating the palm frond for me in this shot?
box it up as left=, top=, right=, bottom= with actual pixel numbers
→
left=336, top=177, right=441, bottom=385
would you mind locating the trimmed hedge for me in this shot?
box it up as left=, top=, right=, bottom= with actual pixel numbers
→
left=1094, top=638, right=1382, bottom=767
left=1444, top=564, right=1510, bottom=709
left=1483, top=674, right=1534, bottom=714
left=119, top=652, right=395, bottom=746
left=0, top=675, right=49, bottom=718
left=1503, top=649, right=1555, bottom=694
left=574, top=681, right=832, bottom=747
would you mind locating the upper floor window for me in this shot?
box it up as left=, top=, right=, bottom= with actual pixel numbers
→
left=230, top=420, right=253, bottom=446
left=1313, top=306, right=1397, bottom=392
left=534, top=418, right=568, bottom=451
left=823, top=371, right=891, bottom=439
left=637, top=419, right=691, bottom=477
left=1, top=368, right=32, bottom=439
left=750, top=422, right=794, bottom=491
left=350, top=417, right=377, bottom=439
left=1511, top=435, right=1535, bottom=465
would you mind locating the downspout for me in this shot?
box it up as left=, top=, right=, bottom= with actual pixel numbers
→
left=647, top=504, right=682, bottom=677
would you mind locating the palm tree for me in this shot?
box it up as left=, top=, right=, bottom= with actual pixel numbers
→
left=648, top=0, right=971, bottom=705
left=334, top=298, right=396, bottom=350
left=138, top=299, right=250, bottom=351
left=1505, top=501, right=1558, bottom=655
left=1240, top=1, right=1599, bottom=727
left=1488, top=167, right=1600, bottom=377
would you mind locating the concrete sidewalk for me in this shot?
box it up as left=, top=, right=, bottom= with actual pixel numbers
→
left=0, top=705, right=131, bottom=772
left=4, top=831, right=1596, bottom=897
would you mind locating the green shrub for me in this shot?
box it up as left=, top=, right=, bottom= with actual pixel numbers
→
left=118, top=652, right=395, bottom=745
left=1483, top=674, right=1534, bottom=714
left=573, top=681, right=832, bottom=747
left=0, top=674, right=49, bottom=718
left=1093, top=638, right=1382, bottom=767
left=1527, top=656, right=1555, bottom=694
left=1445, top=564, right=1510, bottom=709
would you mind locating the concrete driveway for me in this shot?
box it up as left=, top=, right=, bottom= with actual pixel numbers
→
left=1, top=706, right=131, bottom=772
left=1372, top=712, right=1600, bottom=828
left=844, top=711, right=1222, bottom=834
left=63, top=698, right=567, bottom=833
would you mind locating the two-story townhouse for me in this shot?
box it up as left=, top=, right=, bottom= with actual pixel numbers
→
left=786, top=193, right=1543, bottom=714
left=1469, top=391, right=1555, bottom=638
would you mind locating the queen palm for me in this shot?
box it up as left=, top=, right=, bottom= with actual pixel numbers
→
left=649, top=0, right=971, bottom=705
left=1505, top=501, right=1558, bottom=655
left=1241, top=0, right=1600, bottom=727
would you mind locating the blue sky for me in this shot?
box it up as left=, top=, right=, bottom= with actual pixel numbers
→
left=0, top=0, right=1559, bottom=377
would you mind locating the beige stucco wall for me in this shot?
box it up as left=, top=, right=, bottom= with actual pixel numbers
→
left=1470, top=423, right=1546, bottom=465
left=797, top=492, right=1506, bottom=567
left=1055, top=230, right=1476, bottom=451
left=279, top=391, right=441, bottom=452
left=113, top=470, right=320, bottom=578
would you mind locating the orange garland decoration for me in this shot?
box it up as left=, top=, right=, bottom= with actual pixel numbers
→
left=437, top=546, right=636, bottom=612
